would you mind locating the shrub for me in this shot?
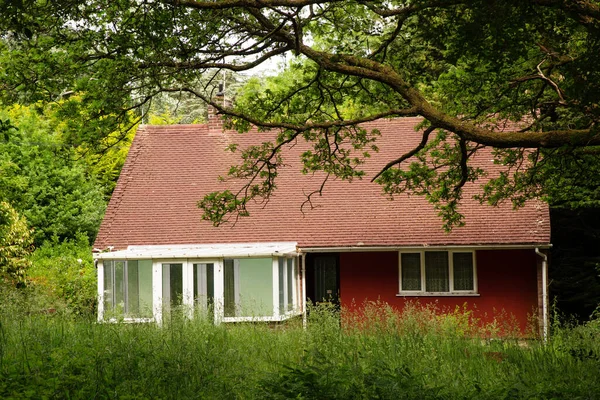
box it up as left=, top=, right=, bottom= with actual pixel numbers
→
left=27, top=235, right=96, bottom=315
left=0, top=201, right=33, bottom=287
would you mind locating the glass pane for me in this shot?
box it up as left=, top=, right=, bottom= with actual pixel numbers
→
left=162, top=263, right=183, bottom=308
left=237, top=258, right=273, bottom=317
left=287, top=258, right=293, bottom=311
left=224, top=259, right=236, bottom=317
left=103, top=261, right=114, bottom=312
left=453, top=253, right=474, bottom=291
left=278, top=258, right=285, bottom=315
left=193, top=263, right=214, bottom=314
left=126, top=260, right=139, bottom=316
left=401, top=253, right=421, bottom=291
left=114, top=261, right=125, bottom=310
left=137, top=260, right=153, bottom=318
left=206, top=263, right=214, bottom=321
left=194, top=263, right=207, bottom=306
left=206, top=264, right=214, bottom=305
left=425, top=252, right=449, bottom=292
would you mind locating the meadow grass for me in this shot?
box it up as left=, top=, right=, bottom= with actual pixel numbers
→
left=1, top=291, right=599, bottom=399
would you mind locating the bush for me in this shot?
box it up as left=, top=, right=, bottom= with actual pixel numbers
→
left=0, top=105, right=106, bottom=245
left=0, top=201, right=33, bottom=287
left=27, top=235, right=96, bottom=315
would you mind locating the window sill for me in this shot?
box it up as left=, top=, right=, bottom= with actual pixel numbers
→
left=101, top=317, right=155, bottom=323
left=396, top=292, right=480, bottom=297
left=222, top=310, right=302, bottom=323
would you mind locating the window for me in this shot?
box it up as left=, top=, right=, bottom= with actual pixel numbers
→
left=162, top=263, right=183, bottom=308
left=103, top=260, right=153, bottom=318
left=278, top=257, right=296, bottom=314
left=224, top=258, right=274, bottom=318
left=399, top=251, right=476, bottom=295
left=193, top=263, right=214, bottom=314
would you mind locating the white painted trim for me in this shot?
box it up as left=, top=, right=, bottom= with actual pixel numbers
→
left=213, top=260, right=224, bottom=325
left=94, top=242, right=298, bottom=260
left=233, top=259, right=240, bottom=314
left=273, top=258, right=280, bottom=317
left=152, top=261, right=162, bottom=325
left=283, top=259, right=289, bottom=315
left=188, top=260, right=218, bottom=314
left=449, top=250, right=478, bottom=294
left=300, top=244, right=551, bottom=253
left=292, top=257, right=298, bottom=313
left=398, top=250, right=477, bottom=296
left=222, top=310, right=303, bottom=323
left=535, top=248, right=549, bottom=341
left=101, top=317, right=155, bottom=324
left=397, top=293, right=481, bottom=297
left=302, top=255, right=307, bottom=329
left=97, top=261, right=104, bottom=322
left=183, top=260, right=194, bottom=319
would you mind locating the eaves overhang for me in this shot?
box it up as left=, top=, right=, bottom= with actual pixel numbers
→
left=298, top=243, right=552, bottom=253
left=93, top=242, right=299, bottom=260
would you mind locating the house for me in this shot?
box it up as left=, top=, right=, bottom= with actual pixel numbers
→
left=93, top=110, right=551, bottom=334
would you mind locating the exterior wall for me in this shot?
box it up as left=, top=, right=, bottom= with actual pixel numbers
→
left=339, top=249, right=539, bottom=333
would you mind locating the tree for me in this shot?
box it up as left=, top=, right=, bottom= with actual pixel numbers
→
left=0, top=105, right=107, bottom=245
left=1, top=0, right=599, bottom=227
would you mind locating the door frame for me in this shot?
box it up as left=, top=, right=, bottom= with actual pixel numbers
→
left=304, top=252, right=340, bottom=305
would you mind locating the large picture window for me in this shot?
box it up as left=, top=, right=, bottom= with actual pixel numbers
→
left=103, top=260, right=153, bottom=318
left=224, top=258, right=274, bottom=318
left=399, top=251, right=476, bottom=294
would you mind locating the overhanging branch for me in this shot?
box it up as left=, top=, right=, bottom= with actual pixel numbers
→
left=372, top=125, right=436, bottom=182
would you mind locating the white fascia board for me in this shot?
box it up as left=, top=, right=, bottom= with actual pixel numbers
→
left=93, top=242, right=298, bottom=260
left=299, top=243, right=552, bottom=253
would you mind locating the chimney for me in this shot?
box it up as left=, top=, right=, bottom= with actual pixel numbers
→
left=207, top=85, right=225, bottom=133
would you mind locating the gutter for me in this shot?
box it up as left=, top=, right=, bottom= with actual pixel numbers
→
left=535, top=248, right=549, bottom=341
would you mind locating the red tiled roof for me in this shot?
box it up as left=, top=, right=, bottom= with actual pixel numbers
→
left=94, top=117, right=550, bottom=250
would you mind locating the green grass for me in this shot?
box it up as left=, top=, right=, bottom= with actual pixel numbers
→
left=1, top=293, right=599, bottom=399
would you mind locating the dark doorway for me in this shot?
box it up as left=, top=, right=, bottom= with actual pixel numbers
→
left=305, top=253, right=340, bottom=304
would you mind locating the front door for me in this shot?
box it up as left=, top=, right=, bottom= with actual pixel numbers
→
left=311, top=254, right=339, bottom=304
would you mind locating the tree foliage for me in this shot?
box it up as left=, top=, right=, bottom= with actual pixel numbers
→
left=0, top=105, right=106, bottom=245
left=0, top=201, right=32, bottom=287
left=1, top=0, right=600, bottom=226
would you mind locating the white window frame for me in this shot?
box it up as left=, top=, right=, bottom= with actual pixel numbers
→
left=220, top=256, right=302, bottom=323
left=99, top=256, right=301, bottom=324
left=186, top=259, right=220, bottom=321
left=275, top=257, right=299, bottom=318
left=397, top=250, right=479, bottom=296
left=154, top=259, right=221, bottom=323
left=99, top=259, right=155, bottom=323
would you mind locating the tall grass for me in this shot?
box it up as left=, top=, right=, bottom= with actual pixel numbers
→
left=1, top=294, right=599, bottom=399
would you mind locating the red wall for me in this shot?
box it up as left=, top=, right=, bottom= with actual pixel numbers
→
left=339, top=250, right=539, bottom=333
